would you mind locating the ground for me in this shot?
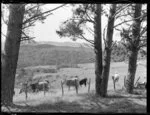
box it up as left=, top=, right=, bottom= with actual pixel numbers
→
left=2, top=61, right=147, bottom=113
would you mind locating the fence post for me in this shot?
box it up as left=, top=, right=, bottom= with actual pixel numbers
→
left=25, top=84, right=28, bottom=100
left=134, top=76, right=140, bottom=88
left=43, top=84, right=46, bottom=96
left=88, top=78, right=91, bottom=93
left=113, top=79, right=116, bottom=91
left=75, top=79, right=78, bottom=94
left=61, top=81, right=64, bottom=96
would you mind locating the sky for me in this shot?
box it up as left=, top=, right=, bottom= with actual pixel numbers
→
left=1, top=4, right=121, bottom=44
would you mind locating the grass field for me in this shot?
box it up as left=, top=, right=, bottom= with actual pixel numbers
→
left=9, top=60, right=147, bottom=113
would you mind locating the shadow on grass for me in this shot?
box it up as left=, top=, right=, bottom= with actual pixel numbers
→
left=76, top=90, right=146, bottom=113
left=11, top=100, right=90, bottom=113
left=5, top=89, right=146, bottom=113
left=106, top=94, right=146, bottom=99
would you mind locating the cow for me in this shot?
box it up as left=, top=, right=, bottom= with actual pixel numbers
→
left=19, top=80, right=49, bottom=94
left=112, top=72, right=119, bottom=83
left=112, top=72, right=120, bottom=90
left=79, top=78, right=88, bottom=87
left=63, top=77, right=79, bottom=91
left=36, top=80, right=49, bottom=92
left=19, top=82, right=29, bottom=94
left=30, top=82, right=39, bottom=92
left=136, top=81, right=146, bottom=89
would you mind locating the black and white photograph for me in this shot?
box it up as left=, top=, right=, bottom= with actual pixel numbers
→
left=1, top=3, right=147, bottom=113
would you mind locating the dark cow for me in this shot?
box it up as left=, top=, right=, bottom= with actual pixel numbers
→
left=36, top=80, right=49, bottom=92
left=19, top=80, right=49, bottom=94
left=79, top=78, right=88, bottom=87
left=30, top=82, right=39, bottom=92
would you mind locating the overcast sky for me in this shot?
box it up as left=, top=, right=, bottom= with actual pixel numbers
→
left=1, top=4, right=121, bottom=43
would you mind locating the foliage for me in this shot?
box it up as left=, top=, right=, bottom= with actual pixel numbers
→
left=2, top=4, right=67, bottom=41
left=56, top=20, right=83, bottom=41
left=119, top=4, right=147, bottom=52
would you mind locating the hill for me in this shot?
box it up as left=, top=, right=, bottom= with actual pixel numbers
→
left=2, top=41, right=146, bottom=69
left=17, top=43, right=95, bottom=68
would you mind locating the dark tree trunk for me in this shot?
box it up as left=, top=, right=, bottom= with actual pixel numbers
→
left=126, top=50, right=138, bottom=93
left=125, top=4, right=142, bottom=93
left=99, top=4, right=116, bottom=97
left=94, top=4, right=103, bottom=95
left=1, top=4, right=25, bottom=105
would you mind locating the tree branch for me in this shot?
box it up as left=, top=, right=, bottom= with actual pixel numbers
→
left=22, top=18, right=36, bottom=29
left=115, top=4, right=131, bottom=17
left=25, top=4, right=45, bottom=12
left=85, top=26, right=94, bottom=36
left=140, top=26, right=147, bottom=36
left=110, top=40, right=117, bottom=49
left=85, top=11, right=95, bottom=24
left=114, top=14, right=145, bottom=28
left=21, top=31, right=35, bottom=41
left=114, top=19, right=133, bottom=28
left=79, top=34, right=94, bottom=45
left=83, top=43, right=94, bottom=49
left=1, top=32, right=7, bottom=38
left=23, top=4, right=67, bottom=24
left=2, top=12, right=8, bottom=25
left=114, top=27, right=122, bottom=32
left=103, top=26, right=107, bottom=48
left=138, top=42, right=147, bottom=49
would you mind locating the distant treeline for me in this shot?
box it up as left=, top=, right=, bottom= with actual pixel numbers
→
left=17, top=44, right=146, bottom=68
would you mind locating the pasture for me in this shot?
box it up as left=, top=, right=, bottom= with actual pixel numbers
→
left=10, top=60, right=147, bottom=113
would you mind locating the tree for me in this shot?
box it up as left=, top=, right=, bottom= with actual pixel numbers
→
left=121, top=4, right=146, bottom=93
left=1, top=4, right=25, bottom=105
left=2, top=4, right=67, bottom=42
left=94, top=4, right=103, bottom=95
left=56, top=4, right=130, bottom=96
left=56, top=4, right=103, bottom=95
left=1, top=4, right=67, bottom=105
left=99, top=4, right=116, bottom=97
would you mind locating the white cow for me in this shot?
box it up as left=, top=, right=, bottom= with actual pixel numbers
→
left=112, top=72, right=119, bottom=83
left=112, top=72, right=120, bottom=90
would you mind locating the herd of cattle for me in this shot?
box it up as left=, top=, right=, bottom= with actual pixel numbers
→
left=17, top=76, right=88, bottom=96
left=15, top=72, right=146, bottom=97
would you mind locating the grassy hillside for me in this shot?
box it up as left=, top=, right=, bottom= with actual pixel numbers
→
left=17, top=44, right=95, bottom=68
left=17, top=43, right=146, bottom=69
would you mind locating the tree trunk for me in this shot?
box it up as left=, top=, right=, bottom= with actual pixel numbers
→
left=125, top=4, right=142, bottom=93
left=1, top=4, right=25, bottom=105
left=94, top=4, right=103, bottom=95
left=126, top=50, right=138, bottom=93
left=99, top=4, right=116, bottom=97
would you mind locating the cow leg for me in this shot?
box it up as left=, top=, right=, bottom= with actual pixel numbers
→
left=43, top=84, right=46, bottom=96
left=75, top=85, right=78, bottom=94
left=19, top=89, right=23, bottom=94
